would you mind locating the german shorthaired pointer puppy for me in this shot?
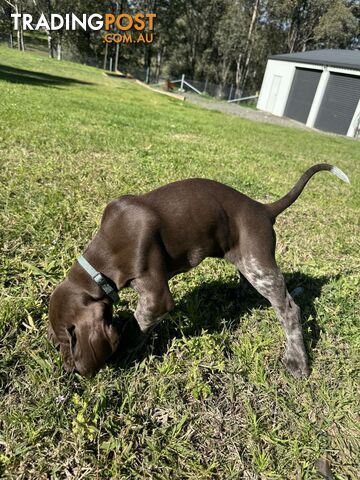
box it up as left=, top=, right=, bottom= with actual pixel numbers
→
left=49, top=163, right=349, bottom=378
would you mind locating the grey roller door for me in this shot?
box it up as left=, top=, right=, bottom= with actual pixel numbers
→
left=315, top=73, right=360, bottom=135
left=284, top=68, right=321, bottom=123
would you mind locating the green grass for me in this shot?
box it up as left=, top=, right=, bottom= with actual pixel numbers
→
left=0, top=45, right=359, bottom=479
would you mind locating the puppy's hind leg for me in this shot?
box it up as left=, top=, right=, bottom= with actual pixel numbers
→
left=236, top=255, right=309, bottom=378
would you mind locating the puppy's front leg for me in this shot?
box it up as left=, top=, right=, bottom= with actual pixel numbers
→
left=119, top=273, right=175, bottom=353
left=133, top=273, right=174, bottom=333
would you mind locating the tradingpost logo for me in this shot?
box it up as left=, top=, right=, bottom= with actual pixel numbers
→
left=11, top=12, right=157, bottom=44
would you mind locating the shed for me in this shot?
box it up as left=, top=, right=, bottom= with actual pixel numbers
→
left=257, top=49, right=360, bottom=137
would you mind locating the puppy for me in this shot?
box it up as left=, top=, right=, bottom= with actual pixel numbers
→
left=49, top=163, right=349, bottom=377
left=49, top=279, right=119, bottom=376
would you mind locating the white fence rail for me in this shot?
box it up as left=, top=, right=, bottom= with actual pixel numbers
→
left=228, top=94, right=259, bottom=104
left=171, top=74, right=202, bottom=95
left=169, top=74, right=256, bottom=102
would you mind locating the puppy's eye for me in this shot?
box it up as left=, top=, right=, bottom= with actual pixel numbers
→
left=67, top=325, right=77, bottom=352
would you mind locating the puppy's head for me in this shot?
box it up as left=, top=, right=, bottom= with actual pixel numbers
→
left=49, top=279, right=119, bottom=377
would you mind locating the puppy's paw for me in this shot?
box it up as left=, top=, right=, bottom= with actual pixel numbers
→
left=283, top=353, right=310, bottom=378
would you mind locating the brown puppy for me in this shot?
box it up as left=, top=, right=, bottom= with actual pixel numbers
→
left=49, top=277, right=120, bottom=376
left=49, top=163, right=349, bottom=378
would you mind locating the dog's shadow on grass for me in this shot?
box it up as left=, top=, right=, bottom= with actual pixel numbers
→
left=113, top=271, right=333, bottom=370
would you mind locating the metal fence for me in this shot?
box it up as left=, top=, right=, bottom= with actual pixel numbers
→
left=121, top=67, right=258, bottom=103
left=172, top=76, right=237, bottom=100
left=168, top=74, right=258, bottom=103
left=1, top=37, right=258, bottom=103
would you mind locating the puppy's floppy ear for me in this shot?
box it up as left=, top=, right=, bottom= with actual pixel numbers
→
left=49, top=281, right=78, bottom=372
left=69, top=302, right=120, bottom=378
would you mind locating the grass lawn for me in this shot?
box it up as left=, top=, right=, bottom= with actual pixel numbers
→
left=0, top=45, right=359, bottom=479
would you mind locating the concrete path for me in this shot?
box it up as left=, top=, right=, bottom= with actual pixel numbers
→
left=184, top=92, right=310, bottom=130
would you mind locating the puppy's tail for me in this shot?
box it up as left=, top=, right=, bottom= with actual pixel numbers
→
left=266, top=163, right=350, bottom=218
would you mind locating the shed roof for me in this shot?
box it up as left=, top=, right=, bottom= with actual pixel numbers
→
left=269, top=49, right=360, bottom=71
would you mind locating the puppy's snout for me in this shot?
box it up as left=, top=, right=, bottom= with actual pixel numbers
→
left=74, top=363, right=98, bottom=378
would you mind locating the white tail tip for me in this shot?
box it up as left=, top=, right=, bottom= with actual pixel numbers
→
left=331, top=166, right=350, bottom=184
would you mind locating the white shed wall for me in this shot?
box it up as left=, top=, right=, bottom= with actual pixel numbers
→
left=257, top=59, right=325, bottom=117
left=257, top=60, right=295, bottom=116
left=257, top=59, right=360, bottom=137
left=347, top=98, right=360, bottom=137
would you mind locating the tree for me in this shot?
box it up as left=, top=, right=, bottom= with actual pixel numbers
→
left=267, top=0, right=358, bottom=53
left=3, top=0, right=25, bottom=51
left=2, top=0, right=358, bottom=95
left=314, top=0, right=359, bottom=48
left=0, top=1, right=15, bottom=47
left=234, top=0, right=262, bottom=96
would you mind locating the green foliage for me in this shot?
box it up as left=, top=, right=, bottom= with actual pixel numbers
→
left=2, top=0, right=358, bottom=93
left=0, top=47, right=359, bottom=479
left=314, top=0, right=359, bottom=48
left=267, top=0, right=358, bottom=52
